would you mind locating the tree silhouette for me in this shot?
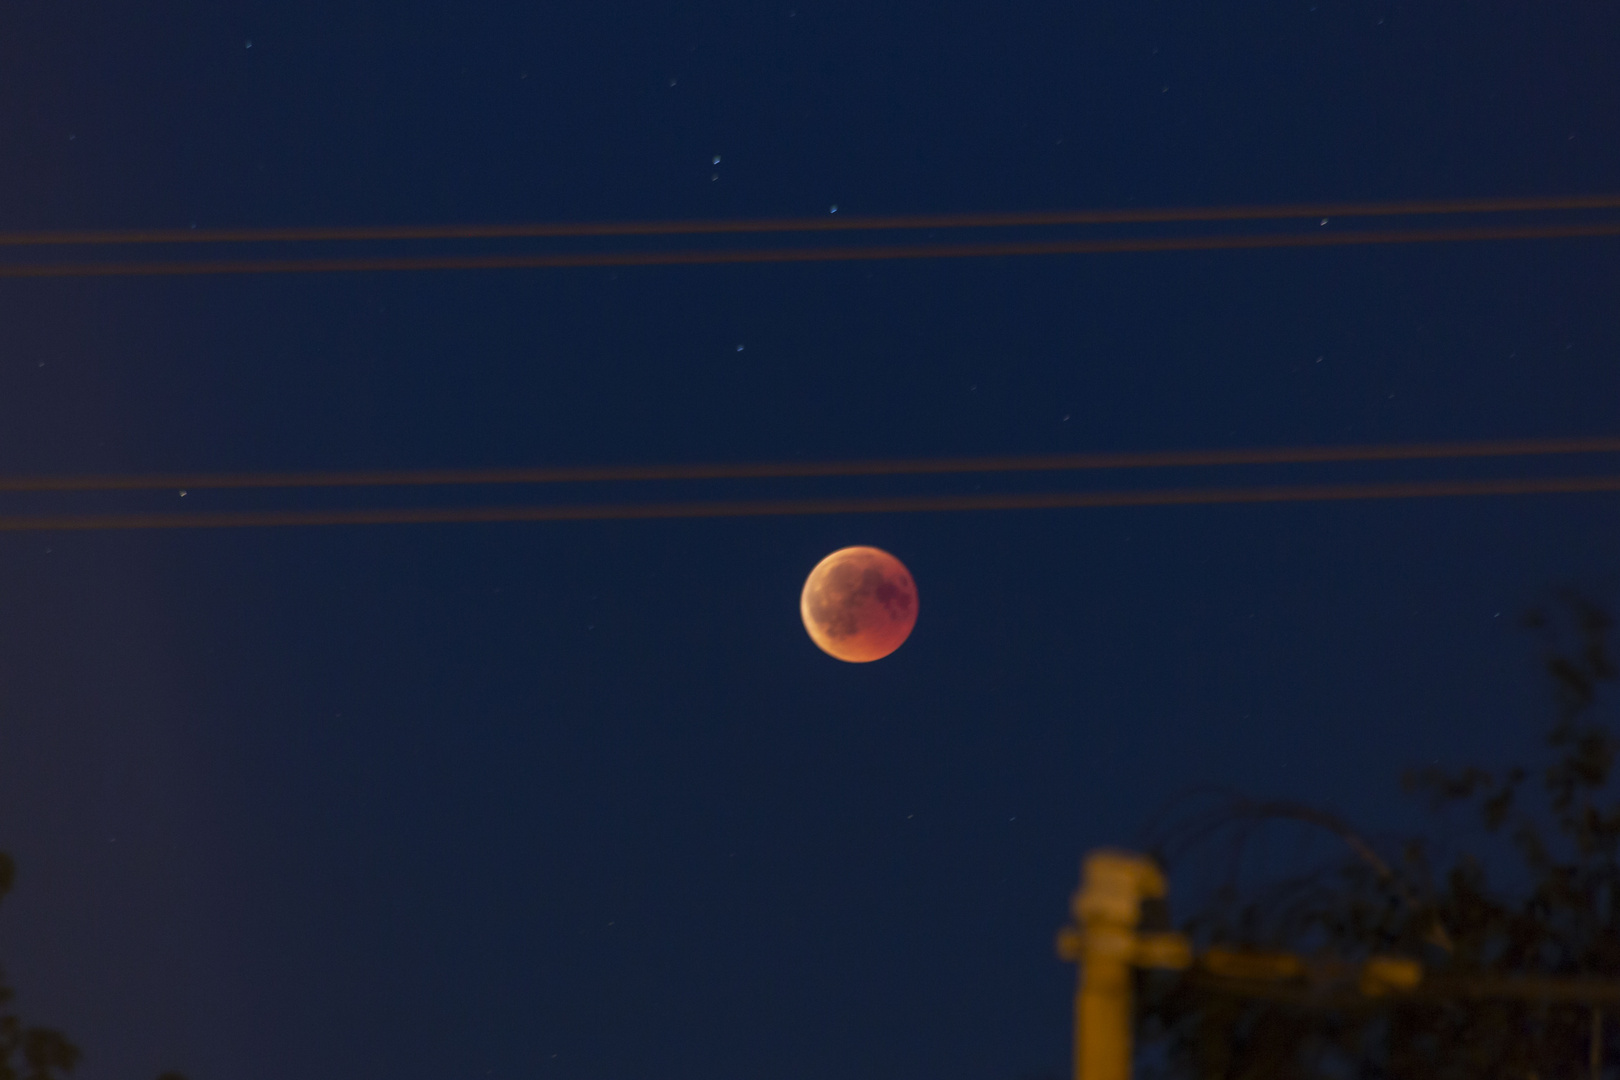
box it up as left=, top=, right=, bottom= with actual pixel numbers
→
left=0, top=851, right=188, bottom=1080
left=0, top=852, right=80, bottom=1080
left=1139, top=591, right=1619, bottom=1079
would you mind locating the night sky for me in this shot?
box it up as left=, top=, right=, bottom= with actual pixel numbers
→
left=2, top=2, right=1619, bottom=1079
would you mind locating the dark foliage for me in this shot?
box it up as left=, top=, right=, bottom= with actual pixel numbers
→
left=0, top=853, right=80, bottom=1080
left=0, top=851, right=189, bottom=1080
left=1140, top=593, right=1619, bottom=1079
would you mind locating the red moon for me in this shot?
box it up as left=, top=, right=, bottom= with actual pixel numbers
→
left=800, top=546, right=918, bottom=662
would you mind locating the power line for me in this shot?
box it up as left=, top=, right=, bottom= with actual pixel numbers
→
left=4, top=435, right=1617, bottom=494
left=1195, top=967, right=1620, bottom=1007
left=15, top=193, right=1620, bottom=247
left=4, top=193, right=1618, bottom=247
left=3, top=474, right=1617, bottom=533
left=5, top=221, right=1619, bottom=279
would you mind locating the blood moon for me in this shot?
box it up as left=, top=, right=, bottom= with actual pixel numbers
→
left=800, top=546, right=918, bottom=662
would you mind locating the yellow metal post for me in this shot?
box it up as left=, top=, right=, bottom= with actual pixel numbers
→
left=1057, top=851, right=1189, bottom=1080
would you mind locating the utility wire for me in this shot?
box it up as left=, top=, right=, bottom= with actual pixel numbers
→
left=3, top=474, right=1617, bottom=532
left=5, top=222, right=1620, bottom=278
left=4, top=193, right=1618, bottom=247
left=3, top=435, right=1618, bottom=494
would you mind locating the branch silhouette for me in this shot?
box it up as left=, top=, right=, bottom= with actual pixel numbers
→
left=1139, top=589, right=1619, bottom=1079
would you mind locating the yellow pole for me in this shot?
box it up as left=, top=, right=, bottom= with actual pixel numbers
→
left=1058, top=851, right=1174, bottom=1080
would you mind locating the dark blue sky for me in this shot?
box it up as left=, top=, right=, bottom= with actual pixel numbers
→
left=1, top=2, right=1617, bottom=1079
